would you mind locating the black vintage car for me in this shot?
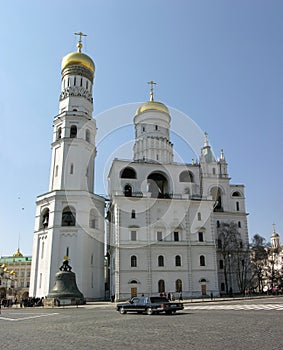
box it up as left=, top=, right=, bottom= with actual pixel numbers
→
left=116, top=296, right=184, bottom=315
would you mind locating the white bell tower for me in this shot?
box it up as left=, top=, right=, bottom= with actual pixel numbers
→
left=29, top=33, right=105, bottom=301
left=133, top=81, right=173, bottom=163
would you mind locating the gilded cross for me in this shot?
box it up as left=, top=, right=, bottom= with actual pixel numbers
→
left=147, top=80, right=156, bottom=101
left=74, top=32, right=87, bottom=52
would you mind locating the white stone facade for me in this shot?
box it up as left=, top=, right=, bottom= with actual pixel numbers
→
left=107, top=101, right=249, bottom=301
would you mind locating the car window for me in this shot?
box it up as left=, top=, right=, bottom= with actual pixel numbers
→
left=150, top=297, right=168, bottom=303
left=131, top=298, right=140, bottom=304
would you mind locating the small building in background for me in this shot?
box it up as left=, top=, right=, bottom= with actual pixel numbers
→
left=0, top=249, right=31, bottom=301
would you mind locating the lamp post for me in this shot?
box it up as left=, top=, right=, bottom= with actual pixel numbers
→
left=269, top=252, right=276, bottom=294
left=228, top=254, right=232, bottom=296
left=9, top=270, right=17, bottom=301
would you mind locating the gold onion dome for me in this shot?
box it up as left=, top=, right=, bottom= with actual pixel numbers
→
left=136, top=100, right=169, bottom=115
left=61, top=40, right=95, bottom=73
left=13, top=248, right=23, bottom=257
left=61, top=51, right=95, bottom=73
left=136, top=81, right=169, bottom=115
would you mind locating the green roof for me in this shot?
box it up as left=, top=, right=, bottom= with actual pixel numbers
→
left=0, top=256, right=32, bottom=263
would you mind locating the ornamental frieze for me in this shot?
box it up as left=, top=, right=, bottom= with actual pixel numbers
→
left=60, top=86, right=93, bottom=103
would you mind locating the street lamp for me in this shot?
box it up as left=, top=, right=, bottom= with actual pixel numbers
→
left=228, top=254, right=232, bottom=295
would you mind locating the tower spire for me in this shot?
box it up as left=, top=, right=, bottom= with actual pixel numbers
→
left=220, top=149, right=225, bottom=161
left=204, top=131, right=209, bottom=147
left=74, top=31, right=87, bottom=53
left=147, top=80, right=156, bottom=101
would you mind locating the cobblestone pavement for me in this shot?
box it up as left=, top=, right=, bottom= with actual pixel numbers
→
left=0, top=297, right=282, bottom=350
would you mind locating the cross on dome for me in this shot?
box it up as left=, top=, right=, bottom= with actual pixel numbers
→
left=147, top=80, right=156, bottom=101
left=74, top=31, right=87, bottom=52
left=272, top=223, right=276, bottom=233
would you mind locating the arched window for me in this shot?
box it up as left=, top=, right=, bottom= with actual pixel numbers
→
left=85, top=129, right=90, bottom=142
left=147, top=172, right=169, bottom=198
left=158, top=279, right=165, bottom=293
left=120, top=167, right=137, bottom=179
left=219, top=260, right=224, bottom=269
left=200, top=255, right=206, bottom=266
left=61, top=206, right=76, bottom=226
left=41, top=208, right=49, bottom=229
left=158, top=255, right=164, bottom=267
left=129, top=280, right=138, bottom=284
left=176, top=279, right=182, bottom=292
left=89, top=209, right=97, bottom=229
left=175, top=255, right=181, bottom=266
left=211, top=187, right=223, bottom=212
left=70, top=125, right=77, bottom=138
left=124, top=185, right=132, bottom=197
left=57, top=127, right=62, bottom=140
left=232, top=191, right=241, bottom=197
left=179, top=170, right=194, bottom=182
left=131, top=255, right=137, bottom=267
left=70, top=163, right=74, bottom=175
left=236, top=201, right=240, bottom=211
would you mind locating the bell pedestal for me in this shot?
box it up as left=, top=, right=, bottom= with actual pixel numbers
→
left=47, top=270, right=85, bottom=305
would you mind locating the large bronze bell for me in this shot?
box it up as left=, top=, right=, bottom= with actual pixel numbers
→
left=47, top=258, right=85, bottom=305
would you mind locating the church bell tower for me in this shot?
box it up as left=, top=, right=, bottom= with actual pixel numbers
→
left=29, top=34, right=105, bottom=301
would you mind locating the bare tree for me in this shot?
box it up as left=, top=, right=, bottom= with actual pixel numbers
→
left=217, top=222, right=252, bottom=294
left=217, top=222, right=242, bottom=294
left=250, top=234, right=268, bottom=293
left=233, top=242, right=252, bottom=293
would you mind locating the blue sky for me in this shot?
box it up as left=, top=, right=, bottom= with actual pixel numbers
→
left=0, top=0, right=282, bottom=256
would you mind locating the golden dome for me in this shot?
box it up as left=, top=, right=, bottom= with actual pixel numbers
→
left=61, top=51, right=95, bottom=73
left=135, top=100, right=169, bottom=115
left=13, top=248, right=23, bottom=257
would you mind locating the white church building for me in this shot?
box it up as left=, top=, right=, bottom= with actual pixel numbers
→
left=107, top=86, right=249, bottom=301
left=30, top=36, right=249, bottom=301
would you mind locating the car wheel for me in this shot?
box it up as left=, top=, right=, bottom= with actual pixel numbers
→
left=146, top=307, right=154, bottom=315
left=119, top=307, right=126, bottom=314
